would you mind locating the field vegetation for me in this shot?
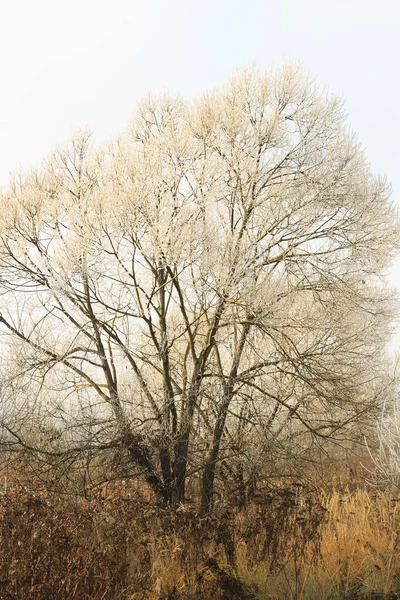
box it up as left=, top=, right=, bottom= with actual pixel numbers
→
left=0, top=462, right=400, bottom=600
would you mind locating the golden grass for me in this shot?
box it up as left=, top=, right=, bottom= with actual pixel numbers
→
left=1, top=482, right=400, bottom=599
left=234, top=490, right=400, bottom=600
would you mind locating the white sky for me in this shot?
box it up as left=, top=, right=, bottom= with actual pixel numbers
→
left=1, top=0, right=400, bottom=286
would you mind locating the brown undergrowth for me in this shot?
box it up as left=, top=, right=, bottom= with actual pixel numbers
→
left=0, top=481, right=400, bottom=600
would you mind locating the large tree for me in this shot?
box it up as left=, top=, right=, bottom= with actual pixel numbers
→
left=0, top=64, right=398, bottom=511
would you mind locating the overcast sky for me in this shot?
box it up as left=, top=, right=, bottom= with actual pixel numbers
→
left=1, top=0, right=399, bottom=284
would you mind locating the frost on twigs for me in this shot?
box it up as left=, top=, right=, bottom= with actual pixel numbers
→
left=0, top=64, right=398, bottom=511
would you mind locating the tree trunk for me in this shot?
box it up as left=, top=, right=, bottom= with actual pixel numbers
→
left=172, top=433, right=190, bottom=505
left=159, top=447, right=173, bottom=506
left=202, top=325, right=250, bottom=513
left=201, top=401, right=229, bottom=514
left=124, top=431, right=169, bottom=505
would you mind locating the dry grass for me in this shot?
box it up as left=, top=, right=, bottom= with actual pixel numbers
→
left=235, top=490, right=400, bottom=600
left=1, top=480, right=400, bottom=599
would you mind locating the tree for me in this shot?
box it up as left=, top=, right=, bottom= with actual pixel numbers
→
left=0, top=64, right=398, bottom=512
left=364, top=362, right=400, bottom=490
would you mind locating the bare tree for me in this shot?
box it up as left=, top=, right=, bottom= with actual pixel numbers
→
left=364, top=361, right=400, bottom=490
left=0, top=64, right=398, bottom=512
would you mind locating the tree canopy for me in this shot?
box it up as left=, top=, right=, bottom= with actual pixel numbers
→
left=0, top=64, right=398, bottom=511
